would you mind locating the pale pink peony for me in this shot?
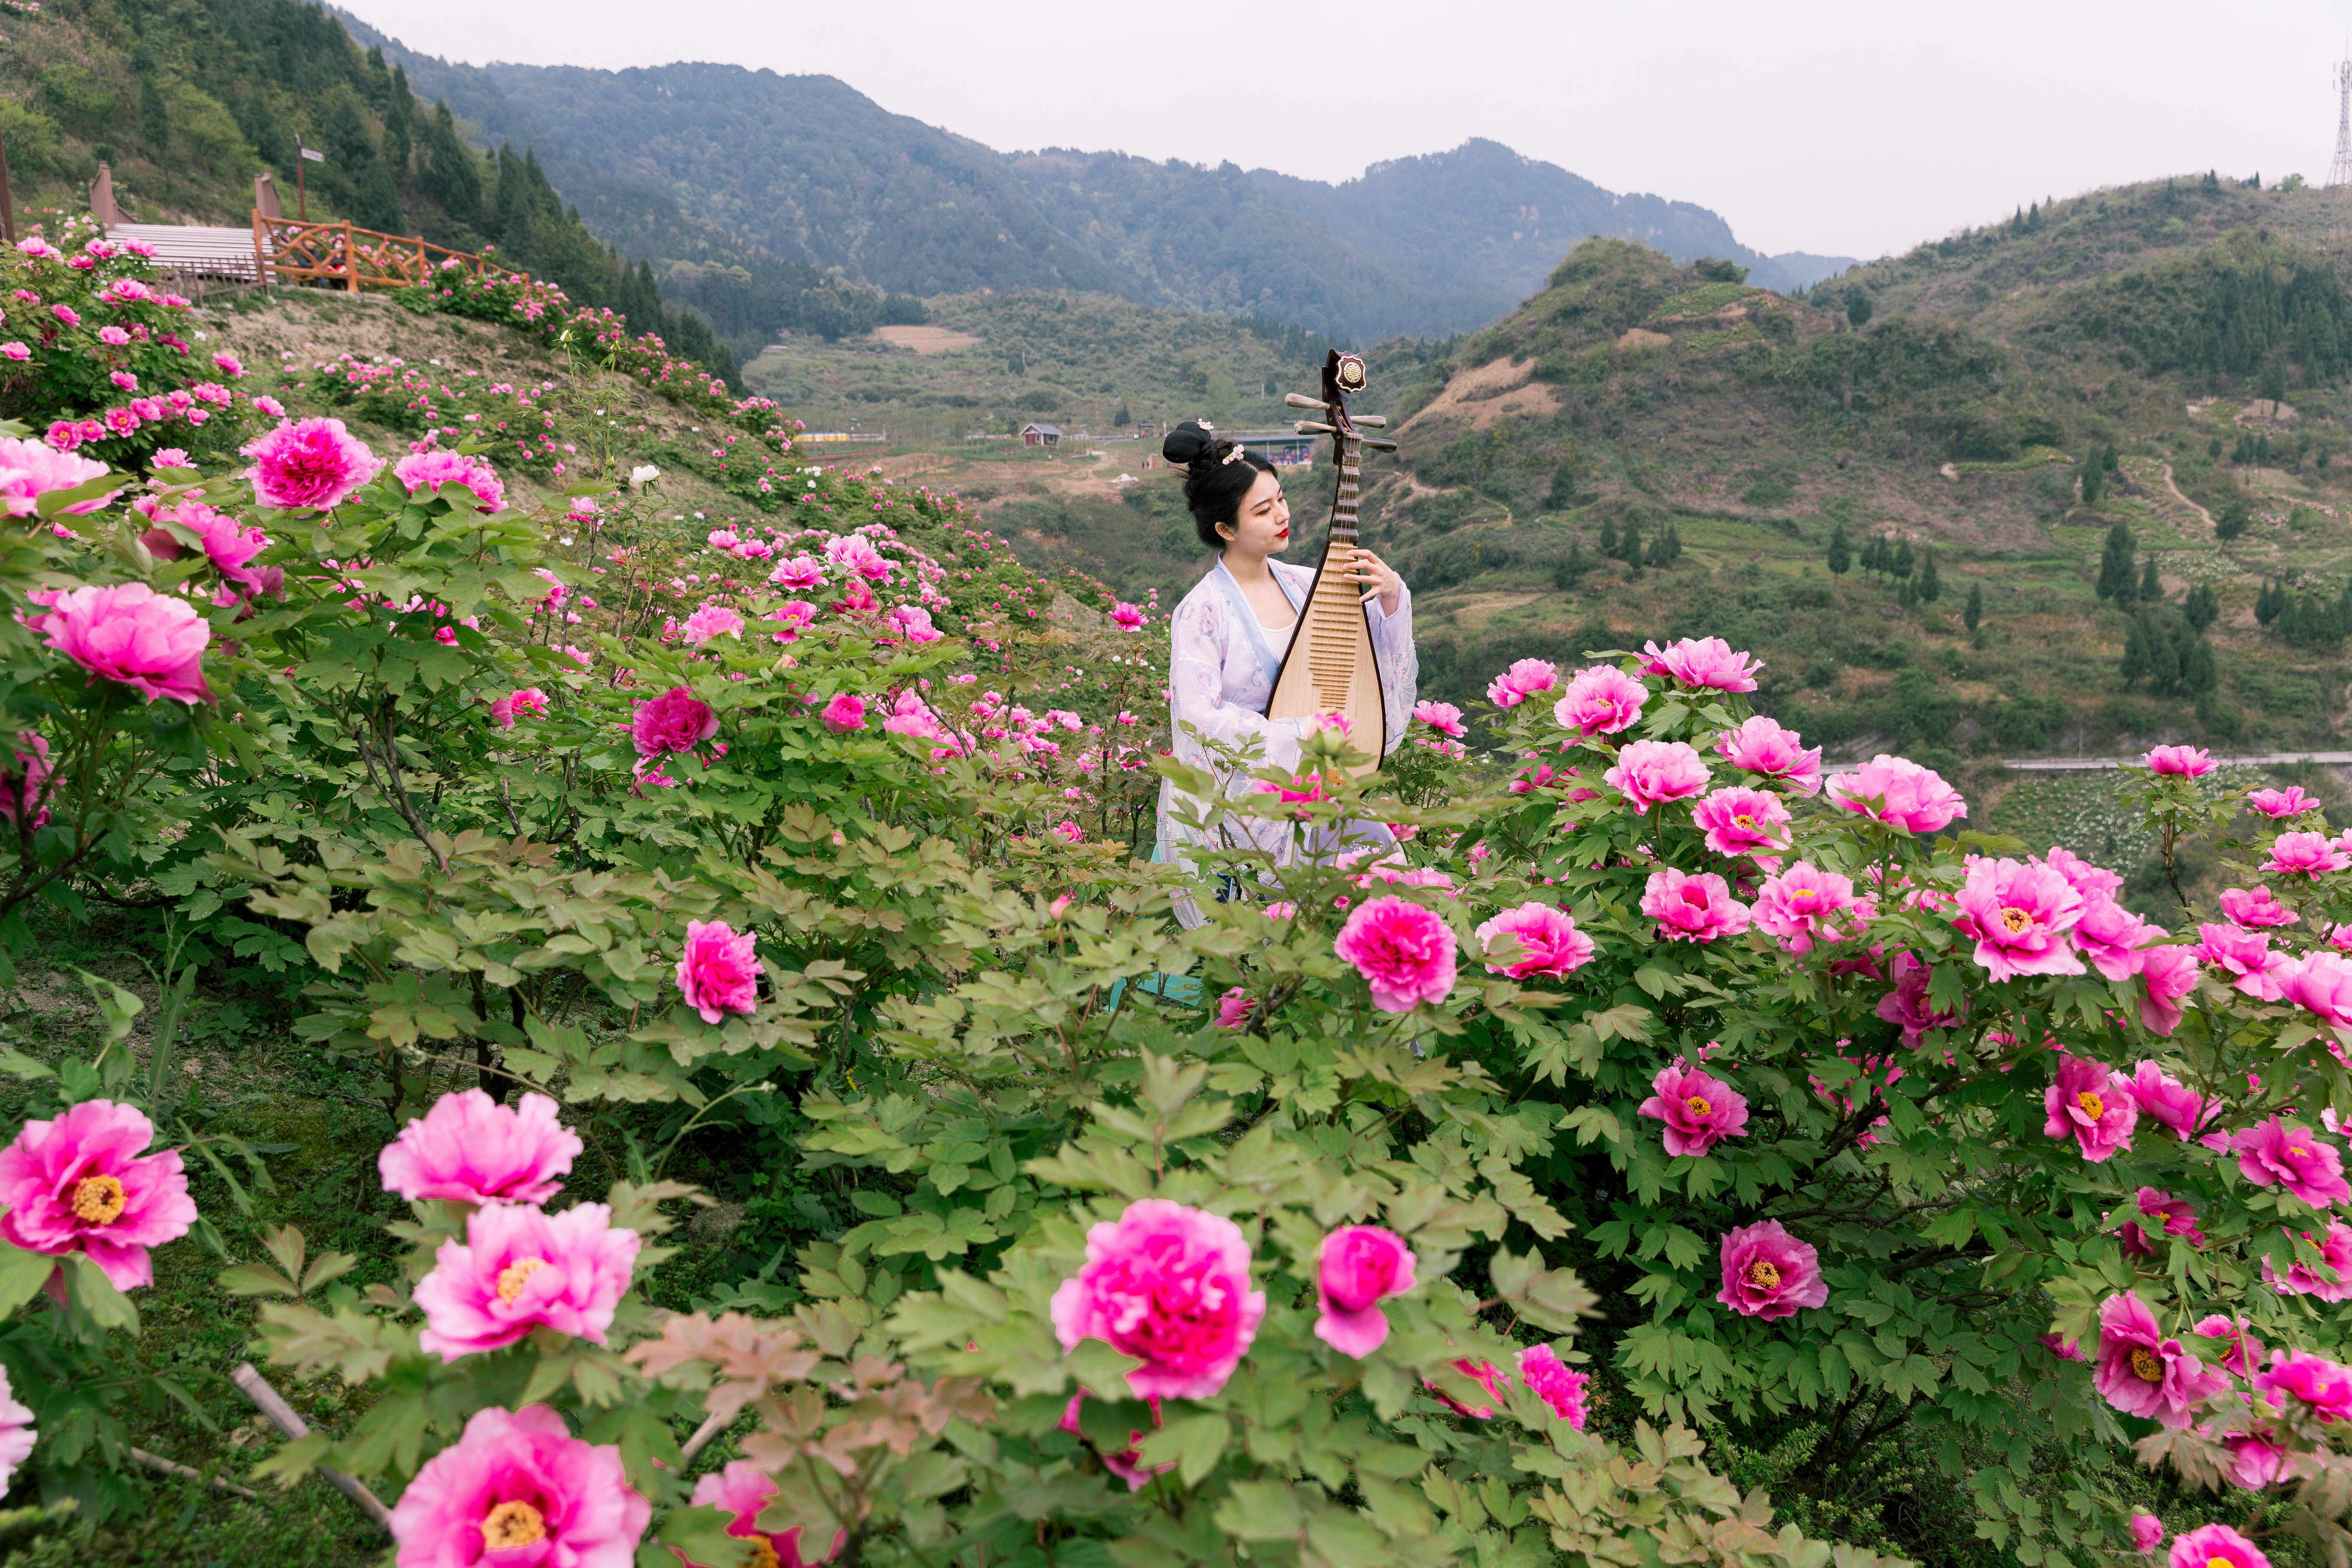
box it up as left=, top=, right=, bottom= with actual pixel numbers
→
left=33, top=582, right=210, bottom=703
left=2092, top=1291, right=2227, bottom=1427
left=1715, top=1220, right=1827, bottom=1320
left=770, top=554, right=826, bottom=590
left=2072, top=898, right=2156, bottom=982
left=0, top=1365, right=30, bottom=1497
left=2138, top=946, right=2202, bottom=1037
left=2284, top=950, right=2352, bottom=1029
left=1751, top=861, right=1870, bottom=953
left=2265, top=830, right=2349, bottom=878
left=676, top=920, right=762, bottom=1024
left=2220, top=886, right=2298, bottom=928
left=821, top=692, right=867, bottom=733
left=2196, top=923, right=2291, bottom=1000
left=1552, top=665, right=1648, bottom=737
left=2041, top=846, right=2124, bottom=903
left=2144, top=745, right=2216, bottom=778
left=1714, top=715, right=1822, bottom=794
left=0, top=1098, right=196, bottom=1290
left=630, top=687, right=719, bottom=758
left=1514, top=1343, right=1589, bottom=1428
left=1335, top=894, right=1458, bottom=1012
left=2223, top=1435, right=2288, bottom=1491
left=2263, top=1221, right=2352, bottom=1301
left=2043, top=1054, right=2136, bottom=1162
left=1050, top=1198, right=1267, bottom=1399
left=2130, top=1060, right=2216, bottom=1143
left=2169, top=1525, right=2267, bottom=1568
left=2233, top=1117, right=2352, bottom=1208
left=1412, top=699, right=1467, bottom=737
left=1213, top=988, right=1254, bottom=1029
left=392, top=448, right=504, bottom=513
left=680, top=603, right=744, bottom=644
left=1641, top=868, right=1751, bottom=943
left=1877, top=952, right=1961, bottom=1044
left=2131, top=1516, right=2165, bottom=1554
left=1691, top=786, right=1791, bottom=858
left=1824, top=755, right=1966, bottom=833
left=1314, top=1225, right=1417, bottom=1357
left=1637, top=1061, right=1749, bottom=1157
left=0, top=435, right=115, bottom=517
left=1471, top=903, right=1594, bottom=978
left=378, top=1090, right=582, bottom=1207
left=1953, top=857, right=2086, bottom=981
left=1640, top=636, right=1762, bottom=692
left=413, top=1200, right=640, bottom=1360
left=388, top=1403, right=649, bottom=1568
left=2254, top=1347, right=2352, bottom=1422
left=242, top=416, right=379, bottom=510
left=1603, top=739, right=1710, bottom=814
left=2248, top=787, right=2319, bottom=818
left=1486, top=658, right=1559, bottom=708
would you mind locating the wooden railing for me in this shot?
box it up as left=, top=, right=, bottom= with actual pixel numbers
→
left=250, top=212, right=530, bottom=294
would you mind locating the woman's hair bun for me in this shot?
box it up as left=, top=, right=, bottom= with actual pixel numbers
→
left=1161, top=420, right=1216, bottom=466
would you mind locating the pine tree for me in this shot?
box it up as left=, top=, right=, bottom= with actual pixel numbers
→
left=137, top=74, right=169, bottom=152
left=2095, top=522, right=2135, bottom=600
left=2257, top=580, right=2284, bottom=626
left=1898, top=577, right=1917, bottom=609
left=1920, top=550, right=1942, bottom=601
left=2186, top=638, right=2219, bottom=696
left=2121, top=617, right=2150, bottom=686
left=1598, top=517, right=1620, bottom=557
left=1891, top=540, right=1914, bottom=580
left=2148, top=616, right=2182, bottom=693
left=1862, top=536, right=1885, bottom=576
left=1621, top=520, right=1643, bottom=570
left=1827, top=523, right=1851, bottom=576
left=1964, top=582, right=1983, bottom=631
left=2184, top=584, right=2218, bottom=631
left=422, top=101, right=485, bottom=228
left=2139, top=556, right=2162, bottom=603
left=2079, top=451, right=2105, bottom=505
left=2102, top=444, right=2121, bottom=472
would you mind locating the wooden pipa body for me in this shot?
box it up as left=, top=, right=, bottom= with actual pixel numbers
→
left=1264, top=352, right=1386, bottom=777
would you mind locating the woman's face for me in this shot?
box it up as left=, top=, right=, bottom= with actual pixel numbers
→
left=1219, top=469, right=1291, bottom=556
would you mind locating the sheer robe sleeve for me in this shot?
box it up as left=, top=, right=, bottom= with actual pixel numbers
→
left=1167, top=585, right=1312, bottom=773
left=1368, top=582, right=1417, bottom=756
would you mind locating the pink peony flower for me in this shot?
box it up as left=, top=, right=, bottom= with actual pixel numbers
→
left=2043, top=1054, right=2136, bottom=1162
left=2129, top=1060, right=2215, bottom=1143
left=413, top=1200, right=640, bottom=1360
left=1877, top=951, right=1962, bottom=1043
left=2131, top=1516, right=2165, bottom=1554
left=393, top=448, right=504, bottom=514
left=1515, top=1343, right=1589, bottom=1428
left=1638, top=1061, right=1749, bottom=1156
left=1109, top=601, right=1145, bottom=631
left=2221, top=885, right=2297, bottom=928
left=1824, top=755, right=1966, bottom=833
left=138, top=498, right=271, bottom=594
left=378, top=1089, right=582, bottom=1206
left=2233, top=1117, right=2352, bottom=1208
left=0, top=435, right=114, bottom=516
left=1058, top=1392, right=1169, bottom=1491
left=2254, top=1347, right=2352, bottom=1422
left=1713, top=715, right=1822, bottom=795
left=242, top=416, right=379, bottom=510
left=680, top=1460, right=842, bottom=1568
left=1412, top=699, right=1467, bottom=737
left=1954, top=857, right=2086, bottom=980
left=2169, top=1525, right=2268, bottom=1568
left=2118, top=1187, right=2205, bottom=1255
left=820, top=692, right=866, bottom=733
left=2145, top=745, right=2216, bottom=778
left=0, top=1365, right=29, bottom=1498
left=676, top=920, right=762, bottom=1025
left=1641, top=636, right=1763, bottom=692
left=1641, top=868, right=1752, bottom=943
left=1603, top=739, right=1710, bottom=813
left=1427, top=1357, right=1513, bottom=1419
left=1471, top=902, right=1594, bottom=978
left=1751, top=861, right=1869, bottom=953
left=2223, top=1434, right=2288, bottom=1491
left=1050, top=1198, right=1267, bottom=1399
left=885, top=603, right=941, bottom=643
left=2072, top=898, right=2156, bottom=982
left=1551, top=665, right=1648, bottom=736
left=1715, top=1220, right=1828, bottom=1320
left=2193, top=1315, right=2266, bottom=1377
left=0, top=1098, right=196, bottom=1290
left=1334, top=895, right=1458, bottom=1012
left=388, top=1403, right=649, bottom=1567
left=631, top=687, right=719, bottom=758
left=2247, top=787, right=2318, bottom=818
left=2138, top=946, right=2202, bottom=1037
left=769, top=554, right=826, bottom=590
left=1213, top=988, right=1254, bottom=1029
left=31, top=582, right=209, bottom=703
left=2266, top=830, right=2349, bottom=878
left=1487, top=658, right=1559, bottom=708
left=2092, top=1291, right=2227, bottom=1427
left=2284, top=950, right=2352, bottom=1029
left=0, top=732, right=50, bottom=830
left=2196, top=923, right=2291, bottom=1000
left=2263, top=1221, right=2352, bottom=1301
left=1314, top=1225, right=1417, bottom=1357
left=1691, top=786, right=1791, bottom=859
left=680, top=603, right=745, bottom=644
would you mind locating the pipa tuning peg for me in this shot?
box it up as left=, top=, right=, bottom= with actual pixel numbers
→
left=1294, top=420, right=1336, bottom=435
left=1352, top=414, right=1387, bottom=429
left=1284, top=392, right=1329, bottom=410
left=1362, top=437, right=1399, bottom=453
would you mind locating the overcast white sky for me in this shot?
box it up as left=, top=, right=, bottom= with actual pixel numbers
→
left=344, top=0, right=2352, bottom=261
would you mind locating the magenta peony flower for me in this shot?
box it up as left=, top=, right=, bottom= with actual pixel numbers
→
left=1954, top=857, right=2086, bottom=981
left=413, top=1200, right=641, bottom=1360
left=1691, top=786, right=1791, bottom=858
left=1109, top=601, right=1146, bottom=631
left=2129, top=1060, right=2215, bottom=1142
left=1058, top=1391, right=1168, bottom=1490
left=2233, top=1117, right=2352, bottom=1208
left=1412, top=699, right=1467, bottom=737
left=2072, top=898, right=2156, bottom=982
left=2254, top=1347, right=2352, bottom=1422
left=885, top=603, right=941, bottom=642
left=1427, top=1357, right=1513, bottom=1419
left=2169, top=1525, right=2268, bottom=1568
left=2118, top=1187, right=2204, bottom=1255
left=1603, top=739, right=1711, bottom=814
left=2220, top=885, right=2297, bottom=928
left=1715, top=1220, right=1827, bottom=1320
left=0, top=435, right=114, bottom=517
left=2265, top=830, right=2349, bottom=878
left=1824, top=755, right=1966, bottom=833
left=2263, top=1221, right=2352, bottom=1301
left=2223, top=1434, right=2288, bottom=1491
left=2145, top=745, right=2216, bottom=778
left=1050, top=1198, right=1267, bottom=1399
left=1314, top=1225, right=1416, bottom=1357
left=2284, top=951, right=2352, bottom=1029
left=378, top=1089, right=582, bottom=1207
left=1714, top=715, right=1822, bottom=794
left=2193, top=1315, right=2266, bottom=1376
left=0, top=731, right=52, bottom=830
left=1471, top=902, right=1594, bottom=978
left=680, top=603, right=744, bottom=644
left=1637, top=1061, right=1749, bottom=1157
left=630, top=687, right=719, bottom=758
left=2247, top=787, right=2318, bottom=818
left=389, top=1403, right=648, bottom=1567
left=1515, top=1343, right=1589, bottom=1428
left=1751, top=861, right=1869, bottom=954
left=2195, top=923, right=2291, bottom=1000
left=1640, top=636, right=1763, bottom=692
left=2138, top=946, right=2202, bottom=1037
left=1486, top=658, right=1559, bottom=708
left=32, top=582, right=210, bottom=703
left=679, top=1460, right=840, bottom=1568
left=2093, top=1292, right=2226, bottom=1427
left=392, top=448, right=504, bottom=513
left=820, top=692, right=867, bottom=733
left=1213, top=988, right=1254, bottom=1029
left=242, top=416, right=379, bottom=510
left=2043, top=1054, right=2136, bottom=1162
left=0, top=1365, right=31, bottom=1498
left=2131, top=1516, right=2165, bottom=1554
left=676, top=920, right=762, bottom=1024
left=1877, top=951, right=1962, bottom=1044
left=2042, top=846, right=2124, bottom=903
left=1641, top=868, right=1752, bottom=943
left=138, top=498, right=272, bottom=597
left=1334, top=894, right=1458, bottom=1012
left=0, top=1098, right=195, bottom=1290
left=1551, top=665, right=1647, bottom=736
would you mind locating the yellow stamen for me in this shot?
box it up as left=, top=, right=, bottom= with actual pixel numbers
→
left=1733, top=814, right=1756, bottom=830
left=2077, top=1090, right=2106, bottom=1122
left=1686, top=1095, right=1713, bottom=1118
left=2293, top=1148, right=2311, bottom=1158
left=495, top=1258, right=547, bottom=1305
left=2000, top=906, right=2034, bottom=934
left=2128, top=1347, right=2165, bottom=1383
left=2209, top=1559, right=2234, bottom=1568
left=1793, top=888, right=1817, bottom=900
left=747, top=1542, right=784, bottom=1568
left=72, top=1174, right=126, bottom=1225
left=481, top=1500, right=547, bottom=1550
left=1746, top=1260, right=1782, bottom=1292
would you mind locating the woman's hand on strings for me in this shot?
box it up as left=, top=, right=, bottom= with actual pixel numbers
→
left=1345, top=548, right=1403, bottom=612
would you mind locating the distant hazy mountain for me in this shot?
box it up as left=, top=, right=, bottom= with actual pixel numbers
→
left=337, top=15, right=1856, bottom=342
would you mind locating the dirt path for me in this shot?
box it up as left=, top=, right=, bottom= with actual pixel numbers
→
left=2161, top=462, right=2216, bottom=533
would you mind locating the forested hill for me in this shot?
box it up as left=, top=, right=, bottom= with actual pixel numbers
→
left=327, top=15, right=1857, bottom=344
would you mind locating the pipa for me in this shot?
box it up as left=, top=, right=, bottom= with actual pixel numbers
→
left=1262, top=349, right=1400, bottom=776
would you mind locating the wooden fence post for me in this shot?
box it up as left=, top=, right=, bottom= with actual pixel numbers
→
left=344, top=221, right=357, bottom=294
left=251, top=211, right=266, bottom=292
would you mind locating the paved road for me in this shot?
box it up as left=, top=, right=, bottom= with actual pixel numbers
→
left=2001, top=752, right=2352, bottom=772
